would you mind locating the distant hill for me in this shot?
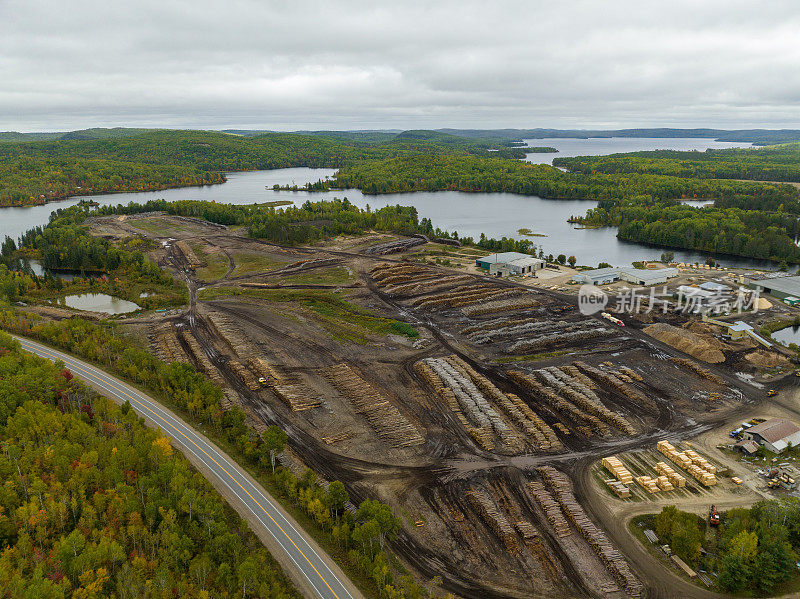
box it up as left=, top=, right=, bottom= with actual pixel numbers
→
left=0, top=127, right=155, bottom=143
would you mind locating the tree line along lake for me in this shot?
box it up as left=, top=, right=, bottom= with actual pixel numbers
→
left=1, top=137, right=769, bottom=269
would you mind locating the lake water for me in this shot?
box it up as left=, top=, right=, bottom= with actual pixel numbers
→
left=61, top=293, right=141, bottom=314
left=0, top=138, right=771, bottom=269
left=523, top=137, right=752, bottom=165
left=770, top=325, right=800, bottom=348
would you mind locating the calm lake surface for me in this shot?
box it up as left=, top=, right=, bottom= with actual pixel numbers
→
left=771, top=326, right=800, bottom=348
left=523, top=137, right=752, bottom=164
left=0, top=138, right=769, bottom=269
left=61, top=293, right=141, bottom=314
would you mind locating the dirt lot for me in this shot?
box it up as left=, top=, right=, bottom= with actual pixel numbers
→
left=65, top=213, right=800, bottom=599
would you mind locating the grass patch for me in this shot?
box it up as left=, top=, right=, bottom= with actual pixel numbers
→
left=231, top=252, right=288, bottom=277
left=198, top=287, right=418, bottom=343
left=191, top=241, right=230, bottom=281
left=281, top=266, right=353, bottom=286
left=128, top=218, right=192, bottom=236
left=495, top=350, right=573, bottom=363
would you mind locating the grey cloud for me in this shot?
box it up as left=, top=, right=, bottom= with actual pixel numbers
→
left=2, top=0, right=800, bottom=130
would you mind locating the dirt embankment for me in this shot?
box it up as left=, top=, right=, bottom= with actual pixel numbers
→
left=643, top=322, right=725, bottom=363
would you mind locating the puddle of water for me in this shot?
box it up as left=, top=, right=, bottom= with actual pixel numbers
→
left=62, top=293, right=141, bottom=314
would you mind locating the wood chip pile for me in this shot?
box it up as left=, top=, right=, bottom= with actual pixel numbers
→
left=538, top=467, right=643, bottom=597
left=324, top=363, right=424, bottom=448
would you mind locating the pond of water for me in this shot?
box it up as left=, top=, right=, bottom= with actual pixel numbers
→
left=61, top=293, right=141, bottom=314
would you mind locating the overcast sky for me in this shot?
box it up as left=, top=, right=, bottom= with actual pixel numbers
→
left=2, top=0, right=800, bottom=132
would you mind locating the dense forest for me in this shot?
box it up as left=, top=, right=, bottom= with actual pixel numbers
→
left=328, top=153, right=796, bottom=204
left=0, top=331, right=300, bottom=598
left=580, top=202, right=800, bottom=262
left=649, top=501, right=799, bottom=594
left=554, top=144, right=800, bottom=184
left=0, top=129, right=525, bottom=207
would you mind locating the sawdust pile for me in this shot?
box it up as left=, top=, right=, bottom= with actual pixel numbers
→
left=644, top=322, right=725, bottom=363
left=745, top=350, right=790, bottom=369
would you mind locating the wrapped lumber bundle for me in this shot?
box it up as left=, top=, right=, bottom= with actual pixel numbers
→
left=656, top=476, right=674, bottom=491
left=657, top=440, right=693, bottom=470
left=602, top=457, right=633, bottom=484
left=655, top=462, right=686, bottom=487
left=527, top=482, right=571, bottom=537
left=635, top=476, right=660, bottom=494
left=325, top=363, right=424, bottom=448
left=538, top=467, right=643, bottom=597
left=467, top=488, right=520, bottom=553
left=685, top=449, right=717, bottom=474
left=687, top=464, right=717, bottom=486
left=605, top=479, right=631, bottom=498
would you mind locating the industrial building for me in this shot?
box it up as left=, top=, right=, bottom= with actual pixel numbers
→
left=476, top=252, right=545, bottom=276
left=741, top=418, right=800, bottom=454
left=571, top=266, right=678, bottom=286
left=745, top=274, right=800, bottom=301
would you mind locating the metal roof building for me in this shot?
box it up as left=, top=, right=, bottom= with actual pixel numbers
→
left=746, top=275, right=800, bottom=300
left=476, top=252, right=545, bottom=276
left=743, top=418, right=800, bottom=453
left=572, top=266, right=678, bottom=286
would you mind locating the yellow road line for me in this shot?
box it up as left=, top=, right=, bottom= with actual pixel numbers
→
left=19, top=339, right=343, bottom=599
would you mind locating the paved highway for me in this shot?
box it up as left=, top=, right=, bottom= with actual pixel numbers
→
left=14, top=335, right=360, bottom=599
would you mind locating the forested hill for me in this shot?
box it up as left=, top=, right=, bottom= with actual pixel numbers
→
left=0, top=129, right=525, bottom=207
left=553, top=144, right=800, bottom=183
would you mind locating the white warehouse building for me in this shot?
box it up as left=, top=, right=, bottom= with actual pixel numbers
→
left=476, top=252, right=545, bottom=276
left=572, top=266, right=678, bottom=286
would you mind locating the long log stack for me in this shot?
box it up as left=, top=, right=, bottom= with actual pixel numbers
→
left=324, top=363, right=424, bottom=448
left=538, top=466, right=643, bottom=597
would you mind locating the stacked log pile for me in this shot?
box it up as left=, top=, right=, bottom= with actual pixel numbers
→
left=670, top=357, right=725, bottom=385
left=175, top=240, right=204, bottom=269
left=180, top=330, right=225, bottom=386
left=467, top=488, right=519, bottom=553
left=228, top=359, right=261, bottom=391
left=527, top=481, right=571, bottom=538
left=363, top=236, right=426, bottom=255
left=154, top=324, right=187, bottom=363
left=538, top=467, right=643, bottom=597
left=508, top=371, right=608, bottom=437
left=462, top=294, right=541, bottom=317
left=324, top=363, right=424, bottom=448
left=420, top=357, right=521, bottom=451
left=508, top=321, right=610, bottom=352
